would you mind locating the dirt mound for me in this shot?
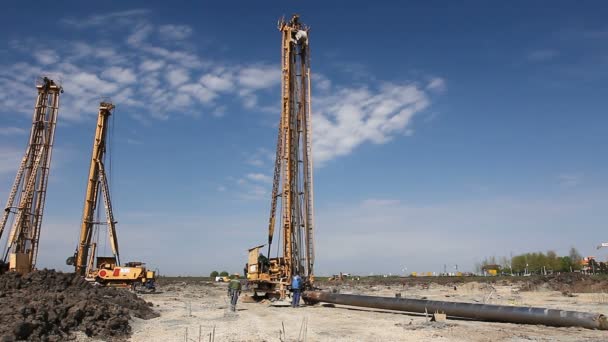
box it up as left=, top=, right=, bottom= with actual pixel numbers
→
left=517, top=273, right=608, bottom=293
left=0, top=269, right=158, bottom=341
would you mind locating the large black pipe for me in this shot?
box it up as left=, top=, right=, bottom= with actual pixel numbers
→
left=303, top=291, right=608, bottom=330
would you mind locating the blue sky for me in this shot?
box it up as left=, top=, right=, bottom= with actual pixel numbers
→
left=0, top=2, right=607, bottom=275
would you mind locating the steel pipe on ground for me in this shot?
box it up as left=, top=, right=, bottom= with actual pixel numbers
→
left=303, top=291, right=608, bottom=330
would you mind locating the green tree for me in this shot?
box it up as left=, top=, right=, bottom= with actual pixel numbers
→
left=497, top=256, right=511, bottom=274
left=569, top=247, right=582, bottom=271
left=219, top=271, right=229, bottom=277
left=558, top=256, right=572, bottom=272
left=210, top=271, right=219, bottom=277
left=511, top=255, right=527, bottom=273
left=546, top=250, right=561, bottom=272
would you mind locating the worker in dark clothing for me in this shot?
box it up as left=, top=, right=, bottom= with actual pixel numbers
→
left=228, top=276, right=242, bottom=312
left=291, top=274, right=302, bottom=308
left=258, top=253, right=270, bottom=273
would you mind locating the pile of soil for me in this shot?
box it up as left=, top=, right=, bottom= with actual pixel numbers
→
left=317, top=274, right=608, bottom=293
left=516, top=273, right=608, bottom=293
left=544, top=273, right=608, bottom=293
left=0, top=269, right=159, bottom=341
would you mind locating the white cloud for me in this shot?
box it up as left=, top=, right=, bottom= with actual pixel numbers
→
left=235, top=175, right=269, bottom=200
left=0, top=147, right=23, bottom=175
left=69, top=71, right=119, bottom=94
left=0, top=127, right=27, bottom=136
left=166, top=68, right=190, bottom=86
left=66, top=43, right=126, bottom=66
left=62, top=9, right=150, bottom=28
left=127, top=24, right=153, bottom=46
left=103, top=67, right=136, bottom=84
left=246, top=173, right=272, bottom=183
left=172, top=93, right=191, bottom=107
left=313, top=73, right=331, bottom=91
left=140, top=59, right=165, bottom=72
left=159, top=25, right=193, bottom=40
left=1, top=12, right=288, bottom=122
left=239, top=184, right=268, bottom=200
left=113, top=87, right=143, bottom=107
left=1, top=9, right=438, bottom=133
left=426, top=77, right=446, bottom=92
left=0, top=62, right=42, bottom=84
left=314, top=82, right=429, bottom=164
left=34, top=50, right=60, bottom=65
left=141, top=46, right=203, bottom=68
left=178, top=83, right=216, bottom=103
left=246, top=147, right=275, bottom=167
left=237, top=65, right=281, bottom=89
left=200, top=73, right=233, bottom=92
left=241, top=93, right=258, bottom=109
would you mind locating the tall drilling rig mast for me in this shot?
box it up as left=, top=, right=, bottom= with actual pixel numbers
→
left=0, top=77, right=62, bottom=274
left=247, top=14, right=315, bottom=298
left=72, top=101, right=120, bottom=277
left=66, top=101, right=155, bottom=290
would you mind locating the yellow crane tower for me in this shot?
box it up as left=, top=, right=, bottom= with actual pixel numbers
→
left=0, top=77, right=61, bottom=274
left=66, top=101, right=155, bottom=291
left=246, top=14, right=315, bottom=299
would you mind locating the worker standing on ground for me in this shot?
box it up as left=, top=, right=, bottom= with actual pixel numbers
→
left=228, top=276, right=242, bottom=312
left=291, top=274, right=302, bottom=308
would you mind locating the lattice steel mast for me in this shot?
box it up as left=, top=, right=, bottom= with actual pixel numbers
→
left=266, top=14, right=315, bottom=283
left=0, top=77, right=61, bottom=274
left=73, top=102, right=120, bottom=276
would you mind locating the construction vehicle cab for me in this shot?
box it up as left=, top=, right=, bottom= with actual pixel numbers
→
left=246, top=245, right=289, bottom=298
left=90, top=260, right=155, bottom=291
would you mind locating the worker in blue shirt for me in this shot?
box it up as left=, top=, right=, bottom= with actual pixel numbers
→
left=291, top=274, right=302, bottom=308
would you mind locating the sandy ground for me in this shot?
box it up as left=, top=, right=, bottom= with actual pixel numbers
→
left=119, top=280, right=608, bottom=342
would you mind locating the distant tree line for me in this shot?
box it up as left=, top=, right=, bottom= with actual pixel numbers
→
left=477, top=247, right=585, bottom=274
left=209, top=271, right=229, bottom=277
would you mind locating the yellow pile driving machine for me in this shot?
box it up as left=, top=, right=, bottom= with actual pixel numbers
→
left=0, top=77, right=61, bottom=274
left=66, top=102, right=155, bottom=291
left=246, top=15, right=315, bottom=299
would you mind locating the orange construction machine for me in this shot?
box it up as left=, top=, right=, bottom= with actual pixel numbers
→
left=66, top=101, right=155, bottom=291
